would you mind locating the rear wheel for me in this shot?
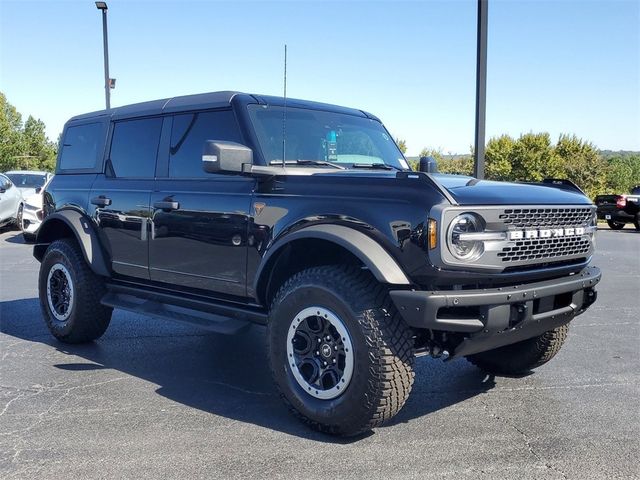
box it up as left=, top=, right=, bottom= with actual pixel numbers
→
left=267, top=265, right=415, bottom=436
left=607, top=219, right=625, bottom=230
left=634, top=214, right=640, bottom=231
left=39, top=238, right=112, bottom=343
left=466, top=325, right=569, bottom=375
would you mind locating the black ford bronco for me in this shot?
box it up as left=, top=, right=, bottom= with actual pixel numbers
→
left=35, top=91, right=601, bottom=436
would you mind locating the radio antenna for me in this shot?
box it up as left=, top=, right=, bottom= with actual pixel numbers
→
left=282, top=44, right=287, bottom=166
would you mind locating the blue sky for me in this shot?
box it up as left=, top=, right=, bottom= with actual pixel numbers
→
left=1, top=0, right=638, bottom=155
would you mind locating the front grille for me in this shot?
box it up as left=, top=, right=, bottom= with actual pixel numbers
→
left=499, top=207, right=593, bottom=229
left=497, top=207, right=593, bottom=264
left=498, top=236, right=591, bottom=263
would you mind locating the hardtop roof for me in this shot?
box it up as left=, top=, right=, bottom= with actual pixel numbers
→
left=67, top=91, right=375, bottom=123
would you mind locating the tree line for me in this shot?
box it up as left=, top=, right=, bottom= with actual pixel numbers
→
left=0, top=92, right=57, bottom=173
left=399, top=133, right=640, bottom=199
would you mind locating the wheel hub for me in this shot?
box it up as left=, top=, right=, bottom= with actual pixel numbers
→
left=46, top=263, right=74, bottom=322
left=286, top=306, right=354, bottom=400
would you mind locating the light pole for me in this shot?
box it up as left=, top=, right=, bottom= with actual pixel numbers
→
left=95, top=2, right=111, bottom=109
left=474, top=0, right=488, bottom=179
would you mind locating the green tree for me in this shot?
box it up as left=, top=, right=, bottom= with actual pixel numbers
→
left=510, top=132, right=563, bottom=182
left=0, top=92, right=25, bottom=171
left=23, top=115, right=57, bottom=171
left=485, top=134, right=515, bottom=180
left=0, top=92, right=57, bottom=172
left=555, top=134, right=606, bottom=198
left=606, top=154, right=640, bottom=193
left=395, top=138, right=407, bottom=154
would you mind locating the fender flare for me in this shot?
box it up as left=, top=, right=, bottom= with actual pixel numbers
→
left=255, top=224, right=411, bottom=296
left=34, top=210, right=110, bottom=277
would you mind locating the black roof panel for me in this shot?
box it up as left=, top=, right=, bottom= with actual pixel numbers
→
left=67, top=91, right=376, bottom=123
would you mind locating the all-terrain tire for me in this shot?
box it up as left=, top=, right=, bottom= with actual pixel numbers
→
left=466, top=325, right=569, bottom=375
left=267, top=265, right=415, bottom=436
left=607, top=219, right=625, bottom=230
left=39, top=238, right=112, bottom=343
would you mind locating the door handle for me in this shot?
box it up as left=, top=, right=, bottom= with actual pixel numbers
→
left=91, top=196, right=112, bottom=207
left=153, top=200, right=179, bottom=211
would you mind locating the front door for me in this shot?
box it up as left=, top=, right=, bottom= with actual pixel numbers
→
left=90, top=117, right=163, bottom=279
left=149, top=110, right=253, bottom=297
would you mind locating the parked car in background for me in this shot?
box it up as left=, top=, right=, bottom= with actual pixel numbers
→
left=594, top=185, right=640, bottom=230
left=20, top=174, right=54, bottom=242
left=3, top=170, right=53, bottom=237
left=4, top=170, right=53, bottom=199
left=0, top=173, right=23, bottom=228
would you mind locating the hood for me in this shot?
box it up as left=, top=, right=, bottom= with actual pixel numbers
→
left=16, top=186, right=37, bottom=198
left=433, top=174, right=592, bottom=206
left=23, top=190, right=44, bottom=208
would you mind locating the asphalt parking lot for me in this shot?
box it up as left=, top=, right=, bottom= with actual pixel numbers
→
left=0, top=227, right=638, bottom=479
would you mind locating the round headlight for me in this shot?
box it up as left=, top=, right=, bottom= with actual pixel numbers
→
left=448, top=213, right=484, bottom=261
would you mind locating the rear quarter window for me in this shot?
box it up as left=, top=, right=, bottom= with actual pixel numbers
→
left=58, top=122, right=106, bottom=172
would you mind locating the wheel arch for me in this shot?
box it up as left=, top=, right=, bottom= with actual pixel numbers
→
left=33, top=210, right=110, bottom=277
left=254, top=224, right=411, bottom=306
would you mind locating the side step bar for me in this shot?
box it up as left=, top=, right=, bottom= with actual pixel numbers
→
left=101, top=285, right=268, bottom=335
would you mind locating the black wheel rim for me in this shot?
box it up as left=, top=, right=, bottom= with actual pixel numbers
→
left=46, top=263, right=74, bottom=322
left=286, top=306, right=354, bottom=400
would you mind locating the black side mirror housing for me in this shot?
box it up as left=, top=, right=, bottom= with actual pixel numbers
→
left=419, top=156, right=438, bottom=173
left=35, top=186, right=42, bottom=194
left=202, top=140, right=253, bottom=174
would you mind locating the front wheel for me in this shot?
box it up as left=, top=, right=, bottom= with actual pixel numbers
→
left=607, top=219, right=625, bottom=230
left=39, top=238, right=112, bottom=343
left=14, top=204, right=23, bottom=231
left=466, top=325, right=569, bottom=375
left=267, top=266, right=415, bottom=436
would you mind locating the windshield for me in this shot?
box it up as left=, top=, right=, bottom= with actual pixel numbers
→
left=6, top=173, right=47, bottom=188
left=247, top=105, right=409, bottom=170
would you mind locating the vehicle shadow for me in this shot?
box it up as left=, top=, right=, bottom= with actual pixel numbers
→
left=0, top=297, right=493, bottom=442
left=3, top=231, right=26, bottom=244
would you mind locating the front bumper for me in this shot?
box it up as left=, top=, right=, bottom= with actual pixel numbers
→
left=390, top=266, right=601, bottom=357
left=21, top=207, right=43, bottom=234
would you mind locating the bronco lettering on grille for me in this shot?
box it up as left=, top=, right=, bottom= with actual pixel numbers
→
left=508, top=227, right=585, bottom=241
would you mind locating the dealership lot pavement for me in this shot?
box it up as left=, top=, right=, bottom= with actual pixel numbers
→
left=0, top=227, right=638, bottom=479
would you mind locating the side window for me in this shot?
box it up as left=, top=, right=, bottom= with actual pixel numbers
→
left=59, top=123, right=104, bottom=170
left=0, top=175, right=9, bottom=190
left=109, top=117, right=162, bottom=178
left=169, top=110, right=242, bottom=178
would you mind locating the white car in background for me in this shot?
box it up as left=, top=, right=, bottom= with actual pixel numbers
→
left=4, top=170, right=52, bottom=198
left=0, top=173, right=23, bottom=229
left=20, top=174, right=54, bottom=241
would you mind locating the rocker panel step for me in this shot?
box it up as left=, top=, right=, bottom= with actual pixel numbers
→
left=101, top=291, right=252, bottom=335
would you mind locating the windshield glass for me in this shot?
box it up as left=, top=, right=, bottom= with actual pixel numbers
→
left=247, top=105, right=409, bottom=170
left=6, top=173, right=47, bottom=188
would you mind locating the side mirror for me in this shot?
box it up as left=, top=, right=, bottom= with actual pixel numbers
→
left=202, top=140, right=253, bottom=174
left=419, top=156, right=438, bottom=173
left=35, top=187, right=42, bottom=194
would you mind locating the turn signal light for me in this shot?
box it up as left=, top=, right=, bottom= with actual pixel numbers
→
left=428, top=218, right=437, bottom=249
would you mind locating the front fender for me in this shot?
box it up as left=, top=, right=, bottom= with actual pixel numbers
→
left=254, top=223, right=411, bottom=294
left=34, top=210, right=110, bottom=277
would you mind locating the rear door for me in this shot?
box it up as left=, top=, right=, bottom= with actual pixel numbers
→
left=90, top=117, right=163, bottom=279
left=149, top=109, right=254, bottom=297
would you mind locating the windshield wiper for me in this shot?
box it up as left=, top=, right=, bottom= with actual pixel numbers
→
left=351, top=163, right=401, bottom=171
left=269, top=159, right=346, bottom=170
